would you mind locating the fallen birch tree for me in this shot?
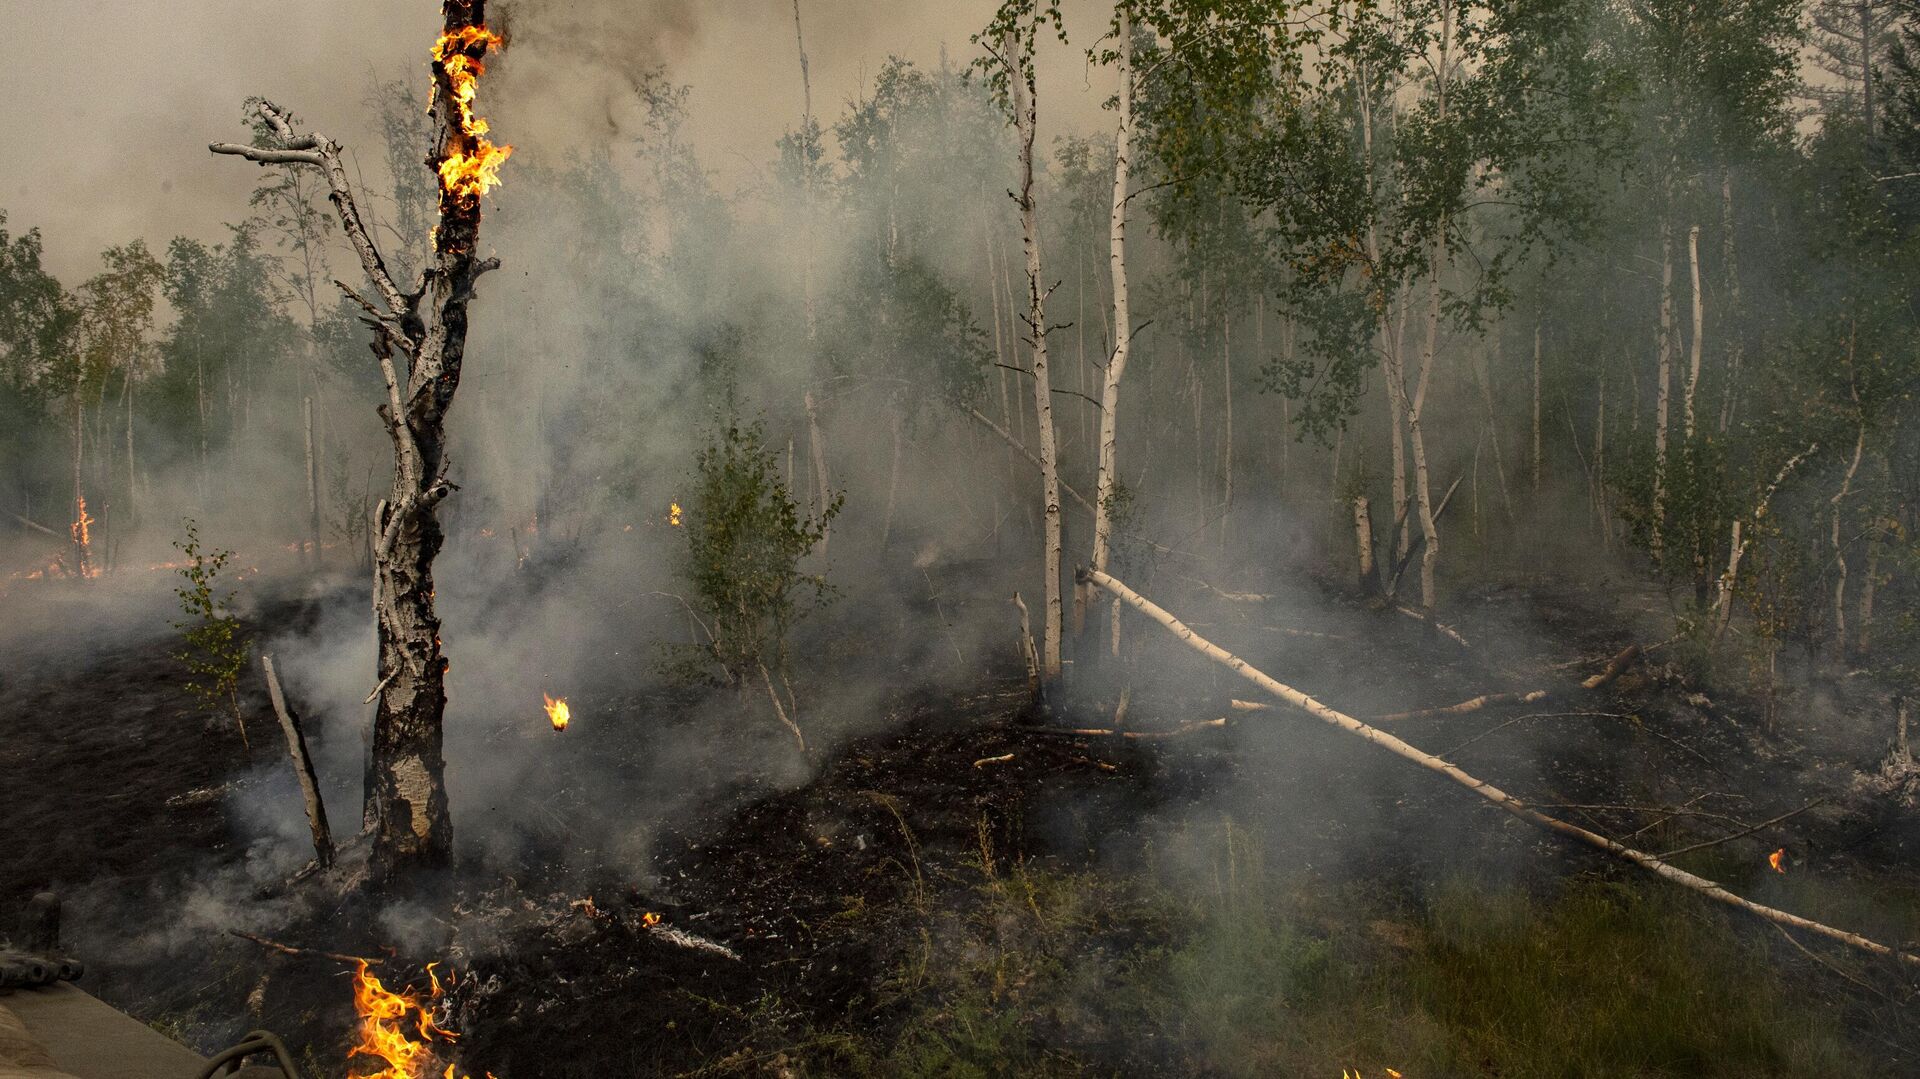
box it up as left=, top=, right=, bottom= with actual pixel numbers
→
left=1083, top=567, right=1920, bottom=968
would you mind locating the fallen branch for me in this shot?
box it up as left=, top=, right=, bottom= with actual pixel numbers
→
left=1581, top=643, right=1643, bottom=690
left=647, top=922, right=742, bottom=962
left=1394, top=605, right=1470, bottom=647
left=973, top=753, right=1016, bottom=768
left=6, top=510, right=59, bottom=538
left=1371, top=689, right=1549, bottom=723
left=1021, top=717, right=1229, bottom=740
left=1084, top=567, right=1920, bottom=969
left=227, top=930, right=369, bottom=966
left=1657, top=798, right=1826, bottom=860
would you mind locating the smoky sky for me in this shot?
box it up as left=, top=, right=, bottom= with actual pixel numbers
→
left=1, top=0, right=1120, bottom=282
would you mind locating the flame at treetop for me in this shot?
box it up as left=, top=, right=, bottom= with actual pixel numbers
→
left=349, top=959, right=486, bottom=1079
left=544, top=693, right=571, bottom=731
left=1769, top=848, right=1787, bottom=873
left=431, top=25, right=512, bottom=207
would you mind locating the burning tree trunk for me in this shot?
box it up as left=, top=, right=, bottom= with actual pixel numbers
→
left=210, top=1, right=511, bottom=872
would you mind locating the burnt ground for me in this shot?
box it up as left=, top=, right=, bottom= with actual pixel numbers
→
left=4, top=560, right=1920, bottom=1076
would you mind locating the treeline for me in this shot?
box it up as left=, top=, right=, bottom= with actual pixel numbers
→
left=7, top=1, right=1920, bottom=719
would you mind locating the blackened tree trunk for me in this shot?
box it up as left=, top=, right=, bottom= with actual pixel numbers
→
left=211, top=0, right=509, bottom=873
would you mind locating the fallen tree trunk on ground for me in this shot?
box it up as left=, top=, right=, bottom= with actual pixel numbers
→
left=1083, top=567, right=1920, bottom=969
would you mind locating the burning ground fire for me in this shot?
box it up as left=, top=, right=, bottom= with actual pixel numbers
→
left=350, top=959, right=491, bottom=1079
left=543, top=693, right=570, bottom=731
left=1770, top=848, right=1787, bottom=873
left=431, top=25, right=512, bottom=207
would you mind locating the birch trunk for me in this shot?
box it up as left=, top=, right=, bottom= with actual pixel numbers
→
left=1007, top=29, right=1064, bottom=682
left=211, top=1, right=510, bottom=870
left=1090, top=13, right=1133, bottom=658
left=1410, top=239, right=1444, bottom=616
left=1719, top=172, right=1741, bottom=435
left=1684, top=224, right=1703, bottom=441
left=1654, top=214, right=1674, bottom=552
left=1532, top=321, right=1542, bottom=493
left=304, top=396, right=322, bottom=566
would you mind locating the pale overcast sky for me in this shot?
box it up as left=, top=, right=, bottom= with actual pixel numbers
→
left=0, top=1, right=1119, bottom=281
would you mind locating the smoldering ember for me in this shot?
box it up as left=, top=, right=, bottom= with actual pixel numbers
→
left=7, top=2, right=1920, bottom=1077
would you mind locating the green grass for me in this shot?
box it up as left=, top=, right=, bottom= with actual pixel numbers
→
left=807, top=831, right=1884, bottom=1078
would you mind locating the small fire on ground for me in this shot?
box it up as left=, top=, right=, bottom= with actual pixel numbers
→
left=543, top=693, right=571, bottom=731
left=1769, top=848, right=1787, bottom=874
left=350, top=959, right=491, bottom=1078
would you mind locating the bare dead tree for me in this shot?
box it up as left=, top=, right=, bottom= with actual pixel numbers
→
left=210, top=0, right=511, bottom=872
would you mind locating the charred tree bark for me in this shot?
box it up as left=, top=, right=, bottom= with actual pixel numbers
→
left=210, top=0, right=509, bottom=873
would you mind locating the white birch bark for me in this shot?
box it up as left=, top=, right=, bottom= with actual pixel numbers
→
left=1091, top=10, right=1134, bottom=658
left=1006, top=28, right=1065, bottom=681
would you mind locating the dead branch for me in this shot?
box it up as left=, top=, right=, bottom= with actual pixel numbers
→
left=1085, top=567, right=1920, bottom=968
left=968, top=408, right=1095, bottom=514
left=6, top=510, right=60, bottom=538
left=1371, top=689, right=1549, bottom=722
left=1394, top=605, right=1470, bottom=647
left=756, top=660, right=808, bottom=753
left=1581, top=643, right=1643, bottom=690
left=1022, top=717, right=1229, bottom=740
left=973, top=753, right=1016, bottom=768
left=1656, top=798, right=1826, bottom=860
left=227, top=930, right=369, bottom=967
left=1013, top=592, right=1041, bottom=699
left=210, top=101, right=404, bottom=318
left=261, top=654, right=333, bottom=868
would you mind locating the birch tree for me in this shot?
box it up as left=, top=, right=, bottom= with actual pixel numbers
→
left=210, top=0, right=513, bottom=872
left=979, top=4, right=1068, bottom=683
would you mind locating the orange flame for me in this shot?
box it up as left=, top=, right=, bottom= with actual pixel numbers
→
left=668, top=502, right=684, bottom=528
left=70, top=496, right=97, bottom=578
left=1769, top=848, right=1786, bottom=874
left=431, top=26, right=512, bottom=205
left=543, top=693, right=570, bottom=731
left=641, top=911, right=662, bottom=928
left=350, top=959, right=473, bottom=1079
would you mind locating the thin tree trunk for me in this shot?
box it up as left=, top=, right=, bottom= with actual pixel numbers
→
left=1007, top=29, right=1064, bottom=682
left=1090, top=13, right=1134, bottom=659
left=1719, top=171, right=1742, bottom=435
left=304, top=396, right=323, bottom=566
left=1532, top=320, right=1543, bottom=494
left=70, top=395, right=89, bottom=579
left=1654, top=213, right=1674, bottom=552
left=805, top=390, right=830, bottom=556
left=1832, top=422, right=1864, bottom=660
left=1410, top=238, right=1444, bottom=617
left=1684, top=224, right=1704, bottom=441
left=1858, top=492, right=1882, bottom=657
left=1352, top=495, right=1378, bottom=596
